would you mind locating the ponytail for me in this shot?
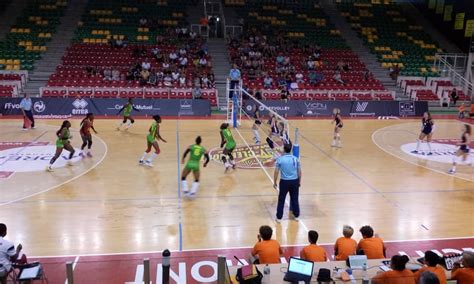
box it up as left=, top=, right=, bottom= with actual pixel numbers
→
left=56, top=120, right=70, bottom=137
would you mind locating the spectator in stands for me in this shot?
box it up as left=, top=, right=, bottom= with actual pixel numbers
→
left=307, top=58, right=316, bottom=70
left=208, top=73, right=215, bottom=88
left=19, top=94, right=35, bottom=130
left=372, top=255, right=415, bottom=284
left=111, top=69, right=120, bottom=81
left=155, top=52, right=164, bottom=63
left=283, top=56, right=290, bottom=66
left=199, top=57, right=207, bottom=68
left=171, top=69, right=180, bottom=82
left=189, top=31, right=197, bottom=39
left=0, top=223, right=24, bottom=284
left=300, top=230, right=327, bottom=262
left=451, top=251, right=474, bottom=284
left=85, top=66, right=97, bottom=77
left=229, top=63, right=241, bottom=98
left=193, top=86, right=201, bottom=99
left=276, top=54, right=285, bottom=66
left=255, top=90, right=263, bottom=101
left=179, top=76, right=186, bottom=87
left=333, top=71, right=345, bottom=85
left=357, top=225, right=386, bottom=259
left=156, top=70, right=164, bottom=81
left=342, top=62, right=350, bottom=72
left=334, top=225, right=357, bottom=261
left=139, top=17, right=148, bottom=27
left=273, top=143, right=301, bottom=222
left=389, top=64, right=400, bottom=80
left=140, top=69, right=150, bottom=86
left=459, top=103, right=466, bottom=119
left=201, top=74, right=209, bottom=88
left=103, top=68, right=112, bottom=81
left=115, top=38, right=124, bottom=48
left=193, top=75, right=201, bottom=88
left=163, top=74, right=172, bottom=87
left=162, top=60, right=170, bottom=72
left=251, top=225, right=282, bottom=264
left=414, top=251, right=446, bottom=284
left=179, top=56, right=188, bottom=69
left=148, top=71, right=157, bottom=86
left=151, top=47, right=160, bottom=57
left=364, top=70, right=370, bottom=81
left=313, top=44, right=322, bottom=59
left=264, top=74, right=273, bottom=89
left=295, top=72, right=304, bottom=84
left=169, top=50, right=178, bottom=62
left=450, top=88, right=459, bottom=106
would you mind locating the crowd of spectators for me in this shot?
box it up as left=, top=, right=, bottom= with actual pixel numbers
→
left=83, top=27, right=214, bottom=92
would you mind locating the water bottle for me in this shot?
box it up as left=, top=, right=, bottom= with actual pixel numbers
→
left=262, top=264, right=270, bottom=283
left=362, top=263, right=369, bottom=284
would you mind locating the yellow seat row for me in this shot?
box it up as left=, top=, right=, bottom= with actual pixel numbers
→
left=106, top=35, right=125, bottom=40
left=121, top=7, right=138, bottom=13
left=137, top=35, right=150, bottom=41
left=90, top=9, right=113, bottom=15
left=98, top=18, right=122, bottom=24
left=10, top=28, right=31, bottom=33
left=92, top=30, right=111, bottom=35
left=287, top=32, right=305, bottom=38
left=25, top=46, right=47, bottom=52
left=3, top=65, right=21, bottom=70
left=83, top=38, right=108, bottom=44
left=0, top=59, right=21, bottom=65
left=381, top=62, right=405, bottom=68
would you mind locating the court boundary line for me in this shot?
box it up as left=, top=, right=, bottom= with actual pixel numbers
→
left=0, top=125, right=109, bottom=206
left=371, top=122, right=474, bottom=183
left=28, top=236, right=474, bottom=258
left=176, top=115, right=183, bottom=252
left=234, top=126, right=310, bottom=232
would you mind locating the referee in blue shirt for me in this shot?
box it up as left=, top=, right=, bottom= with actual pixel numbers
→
left=228, top=63, right=241, bottom=98
left=273, top=144, right=302, bottom=222
left=20, top=94, right=35, bottom=130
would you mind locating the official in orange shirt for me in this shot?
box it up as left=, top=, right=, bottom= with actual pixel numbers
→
left=334, top=225, right=357, bottom=261
left=451, top=251, right=474, bottom=284
left=414, top=251, right=446, bottom=284
left=300, top=230, right=327, bottom=262
left=357, top=225, right=386, bottom=259
left=251, top=225, right=282, bottom=264
left=372, top=255, right=415, bottom=284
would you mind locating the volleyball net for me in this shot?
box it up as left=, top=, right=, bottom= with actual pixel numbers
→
left=234, top=88, right=300, bottom=158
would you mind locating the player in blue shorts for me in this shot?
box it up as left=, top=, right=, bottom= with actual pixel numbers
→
left=412, top=112, right=434, bottom=155
left=449, top=124, right=471, bottom=174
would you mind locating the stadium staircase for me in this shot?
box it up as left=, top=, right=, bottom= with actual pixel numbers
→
left=185, top=0, right=204, bottom=28
left=207, top=38, right=230, bottom=109
left=0, top=0, right=28, bottom=40
left=23, top=0, right=87, bottom=96
left=319, top=0, right=404, bottom=98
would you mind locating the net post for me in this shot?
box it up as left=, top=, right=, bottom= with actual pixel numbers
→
left=232, top=94, right=238, bottom=128
left=293, top=127, right=300, bottom=158
left=217, top=256, right=226, bottom=284
left=66, top=261, right=74, bottom=284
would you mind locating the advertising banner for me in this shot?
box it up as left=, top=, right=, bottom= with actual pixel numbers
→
left=443, top=5, right=453, bottom=21
left=0, top=98, right=211, bottom=117
left=435, top=0, right=444, bottom=14
left=465, top=19, right=474, bottom=37
left=243, top=100, right=427, bottom=117
left=455, top=13, right=465, bottom=30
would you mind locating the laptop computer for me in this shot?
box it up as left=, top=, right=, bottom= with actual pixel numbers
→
left=283, top=257, right=314, bottom=283
left=348, top=255, right=368, bottom=269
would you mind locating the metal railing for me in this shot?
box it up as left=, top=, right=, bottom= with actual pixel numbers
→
left=434, top=53, right=474, bottom=101
left=225, top=25, right=243, bottom=38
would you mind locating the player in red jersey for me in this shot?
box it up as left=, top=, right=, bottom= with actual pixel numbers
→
left=79, top=113, right=98, bottom=157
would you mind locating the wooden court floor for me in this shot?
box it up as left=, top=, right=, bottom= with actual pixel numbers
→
left=0, top=117, right=473, bottom=257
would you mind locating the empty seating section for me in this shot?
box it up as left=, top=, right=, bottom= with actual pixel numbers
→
left=338, top=1, right=441, bottom=77
left=0, top=0, right=68, bottom=71
left=0, top=70, right=28, bottom=97
left=226, top=0, right=386, bottom=99
left=44, top=0, right=218, bottom=105
left=398, top=76, right=469, bottom=101
left=75, top=0, right=188, bottom=44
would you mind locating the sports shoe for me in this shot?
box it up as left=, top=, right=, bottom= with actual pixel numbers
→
left=411, top=150, right=418, bottom=154
left=79, top=152, right=84, bottom=157
left=86, top=152, right=93, bottom=158
left=224, top=165, right=231, bottom=173
left=275, top=218, right=281, bottom=223
left=46, top=165, right=53, bottom=172
left=67, top=161, right=73, bottom=166
left=138, top=160, right=144, bottom=165
left=31, top=126, right=36, bottom=129
left=22, top=128, right=28, bottom=131
left=448, top=169, right=456, bottom=174
left=427, top=152, right=433, bottom=156
left=336, top=143, right=342, bottom=148
left=145, top=161, right=153, bottom=167
left=293, top=217, right=300, bottom=222
left=331, top=143, right=336, bottom=147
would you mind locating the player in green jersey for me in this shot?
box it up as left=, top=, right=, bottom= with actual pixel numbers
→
left=181, top=136, right=210, bottom=197
left=220, top=123, right=237, bottom=172
left=117, top=98, right=139, bottom=130
left=47, top=120, right=75, bottom=172
left=139, top=115, right=166, bottom=167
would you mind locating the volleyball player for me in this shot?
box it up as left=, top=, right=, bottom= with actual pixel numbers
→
left=79, top=113, right=98, bottom=157
left=331, top=108, right=343, bottom=147
left=251, top=105, right=262, bottom=144
left=448, top=124, right=471, bottom=174
left=139, top=115, right=166, bottom=167
left=117, top=98, right=139, bottom=130
left=265, top=114, right=279, bottom=150
left=181, top=136, right=210, bottom=197
left=220, top=123, right=236, bottom=172
left=46, top=120, right=75, bottom=172
left=411, top=112, right=434, bottom=155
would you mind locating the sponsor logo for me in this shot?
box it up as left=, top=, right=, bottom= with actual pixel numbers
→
left=400, top=140, right=473, bottom=164
left=304, top=102, right=327, bottom=115
left=0, top=144, right=82, bottom=174
left=399, top=101, right=415, bottom=116
left=33, top=101, right=46, bottom=113
left=179, top=100, right=194, bottom=115
left=72, top=98, right=89, bottom=115
left=3, top=102, right=21, bottom=109
left=208, top=143, right=280, bottom=169
left=356, top=102, right=369, bottom=112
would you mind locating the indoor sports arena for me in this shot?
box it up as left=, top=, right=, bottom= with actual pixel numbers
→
left=0, top=0, right=473, bottom=283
